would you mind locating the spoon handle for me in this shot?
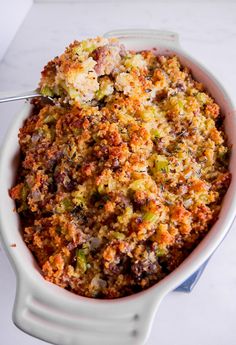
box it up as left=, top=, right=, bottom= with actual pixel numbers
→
left=0, top=90, right=41, bottom=103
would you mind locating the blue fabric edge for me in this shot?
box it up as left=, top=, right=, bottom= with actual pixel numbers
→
left=174, top=259, right=210, bottom=293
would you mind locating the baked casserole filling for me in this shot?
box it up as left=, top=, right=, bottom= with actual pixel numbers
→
left=10, top=37, right=230, bottom=298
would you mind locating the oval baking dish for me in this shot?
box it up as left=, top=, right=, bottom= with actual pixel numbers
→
left=0, top=30, right=235, bottom=345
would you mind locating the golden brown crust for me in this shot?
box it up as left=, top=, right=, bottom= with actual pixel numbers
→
left=10, top=39, right=230, bottom=298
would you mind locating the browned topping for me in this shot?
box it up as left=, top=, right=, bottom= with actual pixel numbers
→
left=10, top=37, right=230, bottom=298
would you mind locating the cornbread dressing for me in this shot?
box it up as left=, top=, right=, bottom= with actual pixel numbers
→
left=9, top=37, right=230, bottom=298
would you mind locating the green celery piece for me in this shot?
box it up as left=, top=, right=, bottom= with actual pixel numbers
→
left=21, top=184, right=28, bottom=201
left=62, top=198, right=74, bottom=212
left=76, top=249, right=87, bottom=272
left=178, top=99, right=184, bottom=110
left=113, top=232, right=126, bottom=240
left=21, top=184, right=29, bottom=210
left=95, top=89, right=105, bottom=101
left=156, top=248, right=167, bottom=257
left=44, top=114, right=55, bottom=124
left=151, top=128, right=161, bottom=139
left=56, top=198, right=74, bottom=213
left=41, top=86, right=54, bottom=97
left=142, top=212, right=158, bottom=224
left=156, top=159, right=169, bottom=173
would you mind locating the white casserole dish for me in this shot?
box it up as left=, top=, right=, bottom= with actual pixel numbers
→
left=0, top=29, right=235, bottom=345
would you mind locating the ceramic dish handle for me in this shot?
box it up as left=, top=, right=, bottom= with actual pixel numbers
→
left=104, top=29, right=180, bottom=49
left=13, top=273, right=165, bottom=345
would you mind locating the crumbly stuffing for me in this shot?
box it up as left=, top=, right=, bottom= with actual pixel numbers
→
left=10, top=37, right=230, bottom=298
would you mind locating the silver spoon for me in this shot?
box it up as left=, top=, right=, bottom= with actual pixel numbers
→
left=0, top=89, right=49, bottom=103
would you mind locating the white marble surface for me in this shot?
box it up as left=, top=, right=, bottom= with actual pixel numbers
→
left=0, top=0, right=32, bottom=61
left=0, top=2, right=236, bottom=345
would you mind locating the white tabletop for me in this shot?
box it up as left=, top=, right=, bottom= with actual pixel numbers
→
left=1, top=2, right=236, bottom=344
